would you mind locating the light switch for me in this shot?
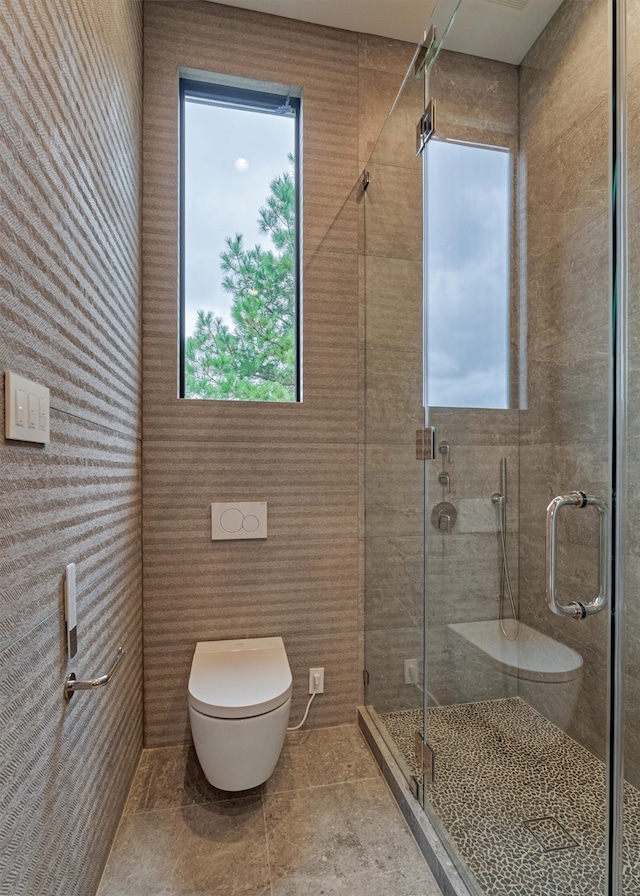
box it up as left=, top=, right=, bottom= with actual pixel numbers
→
left=16, top=389, right=25, bottom=427
left=211, top=502, right=267, bottom=540
left=5, top=371, right=50, bottom=444
left=28, top=393, right=37, bottom=429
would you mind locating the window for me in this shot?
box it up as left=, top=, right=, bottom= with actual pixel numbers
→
left=425, top=140, right=511, bottom=409
left=179, top=77, right=301, bottom=401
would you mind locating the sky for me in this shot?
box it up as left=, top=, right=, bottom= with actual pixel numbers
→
left=183, top=100, right=295, bottom=337
left=426, top=139, right=511, bottom=410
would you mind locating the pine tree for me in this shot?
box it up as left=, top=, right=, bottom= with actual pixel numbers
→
left=185, top=157, right=296, bottom=400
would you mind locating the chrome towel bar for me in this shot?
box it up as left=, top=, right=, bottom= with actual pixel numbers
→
left=64, top=647, right=124, bottom=701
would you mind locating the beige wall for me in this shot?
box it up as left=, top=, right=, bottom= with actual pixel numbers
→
left=142, top=1, right=414, bottom=746
left=518, top=0, right=611, bottom=757
left=0, top=1, right=143, bottom=894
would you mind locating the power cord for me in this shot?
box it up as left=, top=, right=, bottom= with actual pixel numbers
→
left=287, top=672, right=321, bottom=731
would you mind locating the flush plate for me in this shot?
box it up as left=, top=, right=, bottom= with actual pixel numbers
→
left=211, top=502, right=267, bottom=540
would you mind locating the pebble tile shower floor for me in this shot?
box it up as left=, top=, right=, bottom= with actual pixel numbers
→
left=97, top=724, right=443, bottom=896
left=381, top=697, right=640, bottom=896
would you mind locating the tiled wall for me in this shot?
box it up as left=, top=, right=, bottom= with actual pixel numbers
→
left=142, top=1, right=414, bottom=746
left=626, top=1, right=640, bottom=793
left=518, top=0, right=611, bottom=758
left=0, top=1, right=143, bottom=895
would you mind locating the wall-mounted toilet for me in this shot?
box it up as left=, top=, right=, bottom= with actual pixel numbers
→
left=188, top=636, right=292, bottom=791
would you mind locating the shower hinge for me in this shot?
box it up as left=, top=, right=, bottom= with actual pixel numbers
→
left=416, top=98, right=436, bottom=157
left=416, top=426, right=437, bottom=461
left=363, top=669, right=370, bottom=686
left=415, top=730, right=435, bottom=785
left=414, top=26, right=437, bottom=77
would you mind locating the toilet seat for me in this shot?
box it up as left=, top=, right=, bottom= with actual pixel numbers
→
left=188, top=636, right=292, bottom=719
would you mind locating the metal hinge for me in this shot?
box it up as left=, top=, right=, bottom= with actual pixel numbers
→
left=416, top=98, right=437, bottom=157
left=416, top=426, right=437, bottom=461
left=414, top=26, right=437, bottom=78
left=415, top=730, right=435, bottom=785
left=363, top=669, right=370, bottom=686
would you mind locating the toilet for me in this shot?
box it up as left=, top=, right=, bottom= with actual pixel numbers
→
left=188, top=636, right=292, bottom=791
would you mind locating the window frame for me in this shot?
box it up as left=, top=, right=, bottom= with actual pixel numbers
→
left=178, top=77, right=302, bottom=402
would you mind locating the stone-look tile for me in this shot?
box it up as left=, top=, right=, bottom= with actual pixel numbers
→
left=429, top=49, right=519, bottom=144
left=265, top=778, right=429, bottom=888
left=519, top=0, right=608, bottom=159
left=124, top=745, right=261, bottom=814
left=100, top=729, right=440, bottom=896
left=365, top=536, right=424, bottom=632
left=365, top=347, right=423, bottom=444
left=365, top=444, right=425, bottom=538
left=523, top=96, right=609, bottom=260
left=429, top=407, right=519, bottom=447
left=365, top=626, right=423, bottom=715
left=97, top=797, right=270, bottom=896
left=265, top=724, right=379, bottom=794
left=358, top=33, right=416, bottom=76
left=271, top=864, right=442, bottom=896
left=364, top=162, right=423, bottom=262
left=363, top=69, right=423, bottom=169
left=525, top=211, right=610, bottom=354
left=364, top=255, right=423, bottom=353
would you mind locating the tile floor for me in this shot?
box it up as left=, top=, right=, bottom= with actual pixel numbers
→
left=97, top=724, right=443, bottom=896
left=381, top=698, right=640, bottom=896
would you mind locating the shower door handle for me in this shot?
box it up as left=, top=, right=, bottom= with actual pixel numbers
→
left=545, top=491, right=610, bottom=620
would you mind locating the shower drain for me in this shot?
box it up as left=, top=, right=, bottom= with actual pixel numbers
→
left=525, top=816, right=579, bottom=852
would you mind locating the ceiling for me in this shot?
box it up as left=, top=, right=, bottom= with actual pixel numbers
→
left=205, top=0, right=565, bottom=65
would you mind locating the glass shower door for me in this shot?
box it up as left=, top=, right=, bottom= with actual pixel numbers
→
left=420, top=1, right=615, bottom=894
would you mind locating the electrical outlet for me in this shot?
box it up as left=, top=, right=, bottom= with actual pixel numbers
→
left=404, top=658, right=419, bottom=685
left=309, top=667, right=324, bottom=694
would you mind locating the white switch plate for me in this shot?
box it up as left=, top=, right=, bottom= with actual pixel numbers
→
left=211, top=502, right=267, bottom=540
left=5, top=371, right=50, bottom=444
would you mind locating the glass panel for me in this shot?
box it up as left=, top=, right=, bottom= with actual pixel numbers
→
left=362, top=44, right=427, bottom=790
left=623, top=2, right=640, bottom=892
left=422, top=1, right=613, bottom=895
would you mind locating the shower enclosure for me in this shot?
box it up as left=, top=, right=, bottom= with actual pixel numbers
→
left=363, top=0, right=638, bottom=893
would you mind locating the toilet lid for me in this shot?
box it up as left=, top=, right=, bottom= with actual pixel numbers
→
left=188, top=637, right=293, bottom=719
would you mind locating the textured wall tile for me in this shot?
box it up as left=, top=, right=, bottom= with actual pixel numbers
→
left=143, top=441, right=357, bottom=544
left=0, top=2, right=143, bottom=894
left=143, top=338, right=359, bottom=443
left=142, top=1, right=394, bottom=745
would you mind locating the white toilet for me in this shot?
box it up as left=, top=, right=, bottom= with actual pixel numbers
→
left=188, top=636, right=292, bottom=791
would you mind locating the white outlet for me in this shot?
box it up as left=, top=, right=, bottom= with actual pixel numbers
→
left=404, top=658, right=419, bottom=685
left=309, top=667, right=324, bottom=694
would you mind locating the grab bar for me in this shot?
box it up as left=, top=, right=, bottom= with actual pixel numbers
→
left=64, top=647, right=124, bottom=701
left=545, top=491, right=610, bottom=620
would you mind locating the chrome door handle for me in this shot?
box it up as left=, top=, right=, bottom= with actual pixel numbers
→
left=545, top=491, right=610, bottom=620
